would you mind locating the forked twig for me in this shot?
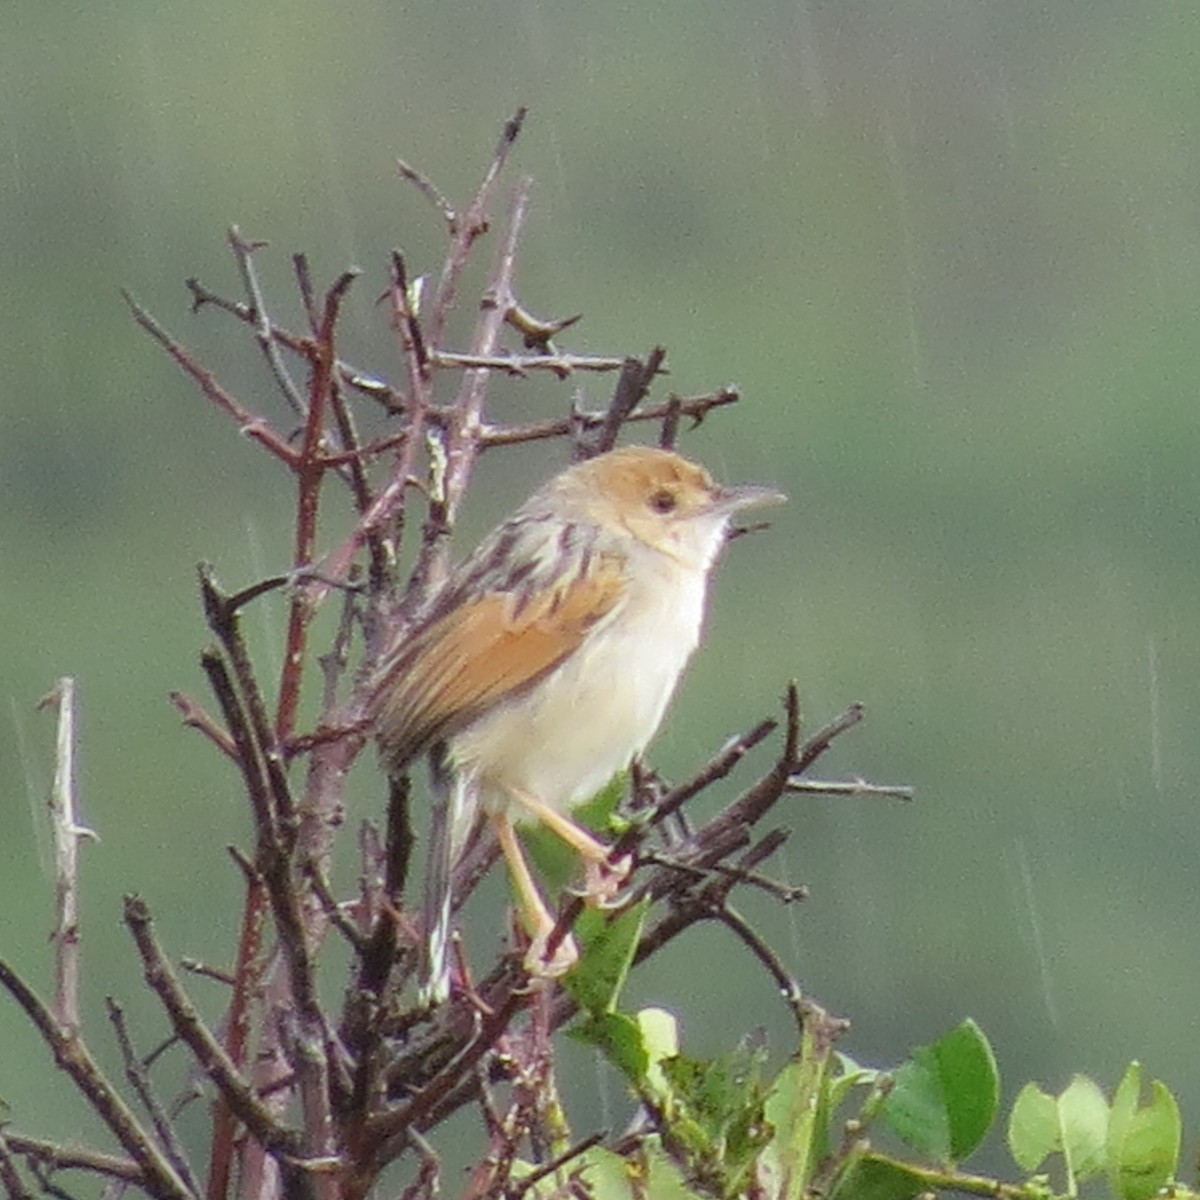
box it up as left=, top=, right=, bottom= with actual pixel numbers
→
left=228, top=225, right=308, bottom=419
left=0, top=959, right=193, bottom=1200
left=106, top=997, right=201, bottom=1195
left=123, top=895, right=304, bottom=1163
left=123, top=290, right=300, bottom=468
left=427, top=106, right=527, bottom=346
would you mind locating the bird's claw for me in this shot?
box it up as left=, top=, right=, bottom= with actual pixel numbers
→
left=524, top=930, right=579, bottom=979
left=578, top=852, right=633, bottom=908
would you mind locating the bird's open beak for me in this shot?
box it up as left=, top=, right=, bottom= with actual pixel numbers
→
left=712, top=483, right=787, bottom=514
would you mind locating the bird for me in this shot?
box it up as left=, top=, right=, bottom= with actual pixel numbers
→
left=368, top=445, right=784, bottom=999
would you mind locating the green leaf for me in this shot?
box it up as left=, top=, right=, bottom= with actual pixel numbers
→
left=570, top=1011, right=649, bottom=1084
left=638, top=1006, right=681, bottom=1101
left=1107, top=1062, right=1181, bottom=1200
left=827, top=1151, right=933, bottom=1200
left=883, top=1051, right=949, bottom=1160
left=639, top=1140, right=712, bottom=1200
left=1055, top=1074, right=1109, bottom=1185
left=1006, top=1074, right=1108, bottom=1189
left=564, top=897, right=649, bottom=1016
left=574, top=770, right=629, bottom=830
left=513, top=1142, right=704, bottom=1200
left=1008, top=1082, right=1060, bottom=1172
left=935, top=1019, right=1000, bottom=1159
left=880, top=1019, right=999, bottom=1162
left=760, top=1021, right=839, bottom=1199
left=828, top=1052, right=879, bottom=1113
left=521, top=771, right=628, bottom=893
left=657, top=1038, right=773, bottom=1196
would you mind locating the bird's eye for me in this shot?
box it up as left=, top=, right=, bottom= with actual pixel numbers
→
left=648, top=488, right=677, bottom=514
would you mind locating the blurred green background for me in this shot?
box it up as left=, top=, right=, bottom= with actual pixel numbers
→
left=4, top=0, right=1200, bottom=1178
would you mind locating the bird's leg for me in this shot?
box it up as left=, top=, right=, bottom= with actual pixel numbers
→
left=507, top=787, right=633, bottom=906
left=491, top=812, right=578, bottom=978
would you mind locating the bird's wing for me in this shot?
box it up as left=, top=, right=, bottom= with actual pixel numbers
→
left=372, top=544, right=627, bottom=770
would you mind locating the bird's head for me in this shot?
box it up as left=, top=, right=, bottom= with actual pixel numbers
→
left=551, top=446, right=785, bottom=570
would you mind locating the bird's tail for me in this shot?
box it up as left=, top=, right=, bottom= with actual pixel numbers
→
left=419, top=754, right=475, bottom=1005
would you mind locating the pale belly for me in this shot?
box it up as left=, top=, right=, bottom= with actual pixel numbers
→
left=446, top=566, right=706, bottom=820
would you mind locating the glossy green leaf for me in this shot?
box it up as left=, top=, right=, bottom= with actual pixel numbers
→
left=934, top=1019, right=1000, bottom=1159
left=880, top=1019, right=999, bottom=1162
left=827, top=1151, right=933, bottom=1200
left=883, top=1051, right=949, bottom=1159
left=564, top=896, right=649, bottom=1016
left=570, top=1011, right=649, bottom=1084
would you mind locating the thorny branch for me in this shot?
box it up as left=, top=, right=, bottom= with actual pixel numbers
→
left=0, top=111, right=909, bottom=1200
left=35, top=677, right=94, bottom=1035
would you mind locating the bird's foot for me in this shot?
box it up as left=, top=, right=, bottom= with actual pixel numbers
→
left=579, top=851, right=634, bottom=908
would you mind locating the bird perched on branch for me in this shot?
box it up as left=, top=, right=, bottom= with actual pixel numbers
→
left=370, top=445, right=784, bottom=1000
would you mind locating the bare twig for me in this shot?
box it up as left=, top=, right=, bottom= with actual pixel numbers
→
left=185, top=274, right=406, bottom=410
left=0, top=959, right=193, bottom=1200
left=36, top=677, right=95, bottom=1034
left=0, top=1128, right=32, bottom=1200
left=199, top=569, right=296, bottom=837
left=2, top=1133, right=144, bottom=1188
left=105, top=997, right=201, bottom=1195
left=375, top=988, right=528, bottom=1157
left=712, top=905, right=807, bottom=1034
left=427, top=107, right=527, bottom=347
left=639, top=717, right=778, bottom=836
left=705, top=694, right=863, bottom=844
left=787, top=777, right=914, bottom=801
left=428, top=349, right=625, bottom=377
left=228, top=226, right=308, bottom=419
left=402, top=175, right=535, bottom=620
left=303, top=862, right=365, bottom=951
left=506, top=1132, right=605, bottom=1198
left=206, top=850, right=268, bottom=1200
left=317, top=570, right=361, bottom=713
left=293, top=252, right=320, bottom=331
left=578, top=347, right=668, bottom=458
left=308, top=260, right=432, bottom=619
left=326, top=375, right=390, bottom=589
left=389, top=251, right=431, bottom=381
left=168, top=691, right=238, bottom=761
left=658, top=394, right=683, bottom=450
left=180, top=958, right=236, bottom=987
left=123, top=895, right=304, bottom=1163
left=123, top=290, right=299, bottom=468
left=199, top=646, right=281, bottom=857
left=274, top=267, right=360, bottom=744
left=478, top=387, right=738, bottom=447
left=643, top=827, right=807, bottom=904
left=397, top=156, right=457, bottom=228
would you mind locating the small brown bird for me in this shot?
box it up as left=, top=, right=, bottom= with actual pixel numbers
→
left=370, top=445, right=784, bottom=997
